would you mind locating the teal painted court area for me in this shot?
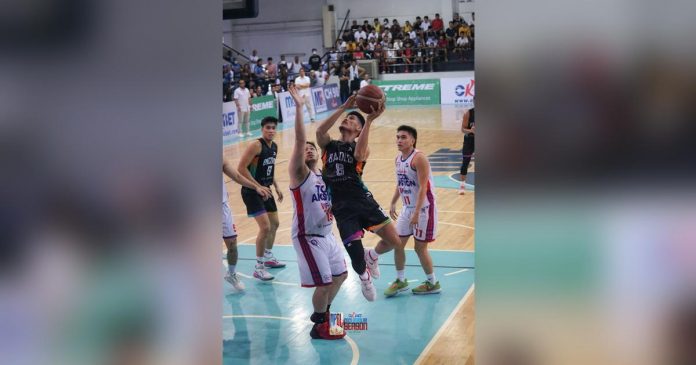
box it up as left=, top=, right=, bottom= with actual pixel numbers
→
left=223, top=245, right=474, bottom=365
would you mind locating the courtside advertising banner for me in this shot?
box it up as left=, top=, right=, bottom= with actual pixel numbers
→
left=279, top=91, right=311, bottom=122
left=311, top=86, right=328, bottom=113
left=373, top=79, right=441, bottom=106
left=222, top=102, right=238, bottom=144
left=323, top=83, right=341, bottom=111
left=440, top=77, right=475, bottom=105
left=249, top=95, right=278, bottom=129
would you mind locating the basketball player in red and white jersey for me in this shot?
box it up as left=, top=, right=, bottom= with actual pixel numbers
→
left=287, top=85, right=348, bottom=340
left=385, top=125, right=441, bottom=296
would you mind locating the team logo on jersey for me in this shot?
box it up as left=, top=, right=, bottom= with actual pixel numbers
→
left=309, top=239, right=319, bottom=247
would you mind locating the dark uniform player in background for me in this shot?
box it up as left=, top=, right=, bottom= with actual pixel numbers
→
left=237, top=117, right=286, bottom=281
left=316, top=95, right=402, bottom=301
left=459, top=107, right=475, bottom=194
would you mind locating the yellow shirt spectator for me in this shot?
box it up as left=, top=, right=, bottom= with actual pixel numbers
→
left=458, top=25, right=471, bottom=38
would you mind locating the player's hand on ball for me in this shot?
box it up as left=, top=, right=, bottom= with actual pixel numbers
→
left=366, top=100, right=386, bottom=122
left=341, top=94, right=357, bottom=110
left=390, top=204, right=398, bottom=220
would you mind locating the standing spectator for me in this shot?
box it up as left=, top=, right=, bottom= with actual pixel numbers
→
left=446, top=21, right=457, bottom=39
left=253, top=59, right=266, bottom=80
left=224, top=82, right=233, bottom=102
left=339, top=66, right=350, bottom=103
left=437, top=35, right=448, bottom=61
left=270, top=83, right=284, bottom=123
left=294, top=68, right=315, bottom=122
left=350, top=20, right=360, bottom=32
left=239, top=63, right=252, bottom=85
left=254, top=85, right=265, bottom=97
left=431, top=13, right=444, bottom=32
left=266, top=57, right=277, bottom=79
left=309, top=70, right=318, bottom=87
left=279, top=66, right=289, bottom=91
left=315, top=68, right=328, bottom=86
left=291, top=56, right=303, bottom=75
left=348, top=59, right=365, bottom=94
left=420, top=16, right=431, bottom=32
left=308, top=48, right=322, bottom=71
left=233, top=80, right=252, bottom=137
left=249, top=49, right=259, bottom=63
left=414, top=16, right=423, bottom=30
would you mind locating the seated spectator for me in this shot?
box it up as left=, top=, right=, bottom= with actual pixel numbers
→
left=437, top=35, right=448, bottom=61
left=390, top=19, right=401, bottom=38
left=338, top=39, right=348, bottom=52
left=455, top=34, right=470, bottom=55
left=458, top=23, right=472, bottom=39
left=413, top=16, right=423, bottom=30
left=381, top=29, right=392, bottom=44
left=372, top=44, right=385, bottom=73
left=266, top=57, right=277, bottom=79
left=402, top=43, right=415, bottom=72
left=432, top=13, right=444, bottom=32
left=373, top=18, right=382, bottom=34
left=230, top=58, right=241, bottom=76
left=367, top=38, right=377, bottom=51
left=382, top=18, right=389, bottom=28
left=354, top=26, right=367, bottom=42
left=367, top=29, right=377, bottom=42
left=223, top=64, right=233, bottom=86
left=342, top=29, right=353, bottom=42
left=403, top=20, right=413, bottom=33
left=363, top=20, right=372, bottom=32
left=350, top=19, right=360, bottom=32
left=393, top=38, right=403, bottom=51
left=426, top=35, right=438, bottom=47
left=420, top=16, right=431, bottom=32
left=408, top=27, right=417, bottom=41
left=315, top=68, right=328, bottom=86
left=385, top=42, right=397, bottom=73
left=359, top=73, right=371, bottom=89
left=446, top=21, right=457, bottom=39
left=346, top=40, right=358, bottom=52
left=239, top=63, right=251, bottom=85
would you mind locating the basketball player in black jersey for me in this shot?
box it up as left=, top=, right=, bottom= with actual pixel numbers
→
left=459, top=107, right=475, bottom=194
left=316, top=95, right=402, bottom=301
left=238, top=117, right=286, bottom=281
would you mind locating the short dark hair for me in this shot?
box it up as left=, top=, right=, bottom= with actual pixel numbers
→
left=267, top=57, right=272, bottom=61
left=397, top=125, right=418, bottom=147
left=261, top=116, right=278, bottom=127
left=306, top=141, right=317, bottom=149
left=347, top=111, right=366, bottom=127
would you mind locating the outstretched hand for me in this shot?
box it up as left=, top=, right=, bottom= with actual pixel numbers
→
left=366, top=100, right=386, bottom=122
left=341, top=94, right=357, bottom=110
left=288, top=84, right=304, bottom=106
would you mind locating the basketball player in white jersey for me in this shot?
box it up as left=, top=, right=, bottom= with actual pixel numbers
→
left=222, top=159, right=272, bottom=291
left=385, top=125, right=441, bottom=296
left=287, top=85, right=348, bottom=340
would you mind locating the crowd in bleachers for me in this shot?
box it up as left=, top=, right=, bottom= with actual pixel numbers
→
left=223, top=12, right=474, bottom=102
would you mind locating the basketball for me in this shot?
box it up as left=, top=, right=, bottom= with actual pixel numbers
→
left=356, top=84, right=385, bottom=113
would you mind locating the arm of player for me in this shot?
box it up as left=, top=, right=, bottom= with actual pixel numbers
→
left=237, top=141, right=265, bottom=191
left=389, top=185, right=401, bottom=220
left=272, top=180, right=283, bottom=202
left=288, top=85, right=310, bottom=187
left=224, top=158, right=271, bottom=199
left=354, top=101, right=385, bottom=161
left=316, top=93, right=357, bottom=148
left=461, top=110, right=473, bottom=133
left=410, top=152, right=430, bottom=225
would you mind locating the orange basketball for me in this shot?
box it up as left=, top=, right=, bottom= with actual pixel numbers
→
left=356, top=84, right=385, bottom=113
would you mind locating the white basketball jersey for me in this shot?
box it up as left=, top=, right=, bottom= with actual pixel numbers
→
left=291, top=171, right=334, bottom=237
left=395, top=149, right=435, bottom=208
left=223, top=177, right=228, bottom=203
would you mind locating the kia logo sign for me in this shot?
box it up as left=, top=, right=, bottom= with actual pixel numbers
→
left=455, top=80, right=475, bottom=98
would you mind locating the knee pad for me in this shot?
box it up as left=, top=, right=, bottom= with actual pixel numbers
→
left=345, top=240, right=366, bottom=275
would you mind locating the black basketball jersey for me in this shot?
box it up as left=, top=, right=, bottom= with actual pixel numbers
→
left=321, top=140, right=369, bottom=201
left=466, top=108, right=475, bottom=130
left=243, top=138, right=277, bottom=191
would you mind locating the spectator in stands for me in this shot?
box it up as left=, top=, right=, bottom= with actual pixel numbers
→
left=414, top=30, right=424, bottom=47
left=315, top=67, right=328, bottom=86
left=354, top=26, right=367, bottom=42
left=230, top=58, right=241, bottom=76
left=342, top=29, right=353, bottom=42
left=458, top=22, right=472, bottom=39
left=348, top=59, right=365, bottom=94
left=437, top=35, right=448, bottom=61
left=338, top=39, right=348, bottom=52
left=385, top=42, right=397, bottom=73
left=432, top=13, right=444, bottom=32
left=224, top=82, right=233, bottom=102
left=373, top=18, right=382, bottom=34
left=367, top=29, right=377, bottom=42
left=339, top=67, right=350, bottom=103
left=223, top=64, right=233, bottom=86
left=249, top=49, right=259, bottom=63
left=279, top=66, right=289, bottom=92
left=393, top=37, right=403, bottom=51
left=381, top=28, right=392, bottom=44
left=328, top=47, right=338, bottom=63
left=420, top=16, right=431, bottom=32
left=363, top=20, right=372, bottom=32
left=234, top=79, right=252, bottom=137
left=359, top=73, right=371, bottom=89
left=254, top=59, right=266, bottom=79
left=403, top=20, right=413, bottom=34
left=408, top=26, right=417, bottom=41
left=446, top=21, right=457, bottom=39
left=347, top=40, right=358, bottom=53
left=390, top=19, right=401, bottom=39
left=279, top=55, right=288, bottom=70
left=290, top=56, right=303, bottom=75
left=309, top=70, right=318, bottom=87
left=414, top=16, right=423, bottom=30
left=367, top=38, right=377, bottom=51
left=402, top=42, right=415, bottom=72
left=383, top=18, right=389, bottom=28
left=294, top=68, right=315, bottom=122
left=455, top=35, right=470, bottom=59
left=350, top=20, right=360, bottom=32
left=239, top=63, right=251, bottom=85
left=254, top=85, right=265, bottom=97
left=308, top=48, right=322, bottom=71
left=266, top=57, right=277, bottom=79
left=426, top=34, right=438, bottom=47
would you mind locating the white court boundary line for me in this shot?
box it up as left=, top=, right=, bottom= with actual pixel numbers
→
left=222, top=314, right=359, bottom=365
left=444, top=268, right=469, bottom=276
left=439, top=221, right=475, bottom=230
left=237, top=227, right=291, bottom=244
left=413, top=284, right=475, bottom=365
left=233, top=242, right=474, bottom=253
left=234, top=272, right=298, bottom=287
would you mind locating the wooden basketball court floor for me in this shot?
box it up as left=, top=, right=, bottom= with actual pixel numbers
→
left=223, top=105, right=475, bottom=364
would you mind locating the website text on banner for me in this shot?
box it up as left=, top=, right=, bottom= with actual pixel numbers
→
left=223, top=102, right=238, bottom=145
left=249, top=95, right=278, bottom=129
left=373, top=79, right=441, bottom=106
left=440, top=77, right=475, bottom=105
